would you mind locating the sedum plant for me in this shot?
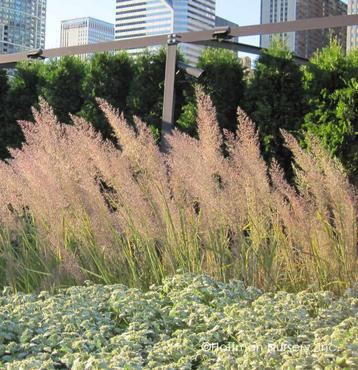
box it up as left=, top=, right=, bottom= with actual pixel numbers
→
left=0, top=274, right=357, bottom=368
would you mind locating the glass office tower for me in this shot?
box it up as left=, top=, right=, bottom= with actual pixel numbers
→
left=0, top=0, right=46, bottom=54
left=260, top=0, right=347, bottom=59
left=60, top=17, right=114, bottom=47
left=115, top=0, right=216, bottom=65
left=347, top=0, right=358, bottom=52
left=60, top=17, right=115, bottom=60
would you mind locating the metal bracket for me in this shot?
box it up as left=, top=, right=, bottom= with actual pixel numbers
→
left=212, top=26, right=233, bottom=42
left=27, top=48, right=45, bottom=60
left=167, top=33, right=181, bottom=45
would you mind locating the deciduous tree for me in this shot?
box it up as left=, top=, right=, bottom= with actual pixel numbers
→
left=302, top=42, right=358, bottom=180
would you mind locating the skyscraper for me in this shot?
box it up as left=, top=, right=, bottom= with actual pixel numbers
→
left=60, top=17, right=114, bottom=48
left=260, top=0, right=347, bottom=59
left=115, top=0, right=216, bottom=65
left=0, top=0, right=46, bottom=54
left=347, top=0, right=358, bottom=52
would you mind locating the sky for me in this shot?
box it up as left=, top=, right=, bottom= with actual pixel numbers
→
left=45, top=0, right=262, bottom=49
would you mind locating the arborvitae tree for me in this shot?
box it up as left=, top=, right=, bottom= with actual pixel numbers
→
left=126, top=49, right=167, bottom=137
left=0, top=70, right=7, bottom=112
left=0, top=69, right=10, bottom=159
left=126, top=48, right=189, bottom=138
left=197, top=48, right=245, bottom=132
left=177, top=48, right=245, bottom=136
left=2, top=62, right=45, bottom=158
left=80, top=52, right=134, bottom=139
left=40, top=56, right=86, bottom=123
left=302, top=42, right=358, bottom=181
left=244, top=41, right=306, bottom=175
left=7, top=61, right=44, bottom=122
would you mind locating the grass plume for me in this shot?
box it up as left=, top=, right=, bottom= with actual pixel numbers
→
left=0, top=91, right=356, bottom=293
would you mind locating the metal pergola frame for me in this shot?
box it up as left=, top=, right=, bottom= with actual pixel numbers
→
left=0, top=14, right=357, bottom=147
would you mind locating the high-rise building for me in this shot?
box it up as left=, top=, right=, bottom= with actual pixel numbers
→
left=347, top=0, right=358, bottom=52
left=60, top=17, right=114, bottom=48
left=115, top=0, right=216, bottom=65
left=260, top=0, right=347, bottom=59
left=0, top=0, right=46, bottom=54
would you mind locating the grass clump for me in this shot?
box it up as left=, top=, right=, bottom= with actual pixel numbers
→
left=0, top=91, right=356, bottom=293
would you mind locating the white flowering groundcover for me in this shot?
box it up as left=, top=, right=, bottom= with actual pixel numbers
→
left=0, top=274, right=357, bottom=369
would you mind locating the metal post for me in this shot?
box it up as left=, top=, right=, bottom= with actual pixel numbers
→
left=160, top=34, right=178, bottom=152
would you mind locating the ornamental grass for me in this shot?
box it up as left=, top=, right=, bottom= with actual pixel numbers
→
left=0, top=90, right=356, bottom=293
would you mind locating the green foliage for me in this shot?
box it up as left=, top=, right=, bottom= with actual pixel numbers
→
left=40, top=56, right=86, bottom=123
left=0, top=274, right=357, bottom=368
left=302, top=43, right=358, bottom=179
left=127, top=48, right=189, bottom=133
left=177, top=98, right=197, bottom=136
left=0, top=50, right=192, bottom=158
left=0, top=62, right=45, bottom=159
left=126, top=49, right=167, bottom=132
left=0, top=70, right=9, bottom=115
left=80, top=52, right=134, bottom=139
left=177, top=48, right=245, bottom=136
left=197, top=48, right=245, bottom=131
left=302, top=41, right=358, bottom=98
left=7, top=61, right=44, bottom=122
left=0, top=70, right=9, bottom=159
left=244, top=41, right=306, bottom=174
left=303, top=79, right=358, bottom=177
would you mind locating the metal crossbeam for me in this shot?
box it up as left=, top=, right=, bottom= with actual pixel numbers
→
left=0, top=34, right=170, bottom=67
left=0, top=14, right=357, bottom=68
left=190, top=40, right=309, bottom=64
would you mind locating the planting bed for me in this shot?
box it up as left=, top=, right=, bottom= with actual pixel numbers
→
left=0, top=274, right=357, bottom=369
